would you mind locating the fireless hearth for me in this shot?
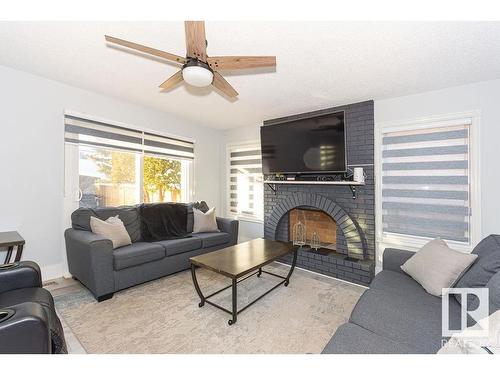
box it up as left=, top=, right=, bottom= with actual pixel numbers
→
left=289, top=208, right=338, bottom=255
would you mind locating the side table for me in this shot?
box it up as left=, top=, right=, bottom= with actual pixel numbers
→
left=0, top=231, right=25, bottom=264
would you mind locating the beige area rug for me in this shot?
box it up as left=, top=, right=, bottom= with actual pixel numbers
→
left=54, top=263, right=365, bottom=354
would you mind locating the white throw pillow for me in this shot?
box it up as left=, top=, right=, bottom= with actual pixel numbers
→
left=400, top=238, right=477, bottom=297
left=90, top=215, right=132, bottom=249
left=438, top=309, right=500, bottom=354
left=192, top=207, right=219, bottom=233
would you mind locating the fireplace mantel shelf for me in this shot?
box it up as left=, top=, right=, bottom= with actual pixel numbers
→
left=263, top=180, right=365, bottom=199
left=263, top=180, right=365, bottom=186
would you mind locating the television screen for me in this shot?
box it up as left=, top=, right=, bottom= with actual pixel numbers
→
left=261, top=111, right=346, bottom=174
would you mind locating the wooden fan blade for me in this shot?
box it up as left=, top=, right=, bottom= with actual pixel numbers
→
left=207, top=56, right=276, bottom=70
left=159, top=70, right=184, bottom=90
left=212, top=72, right=238, bottom=97
left=105, top=35, right=187, bottom=64
left=184, top=21, right=207, bottom=61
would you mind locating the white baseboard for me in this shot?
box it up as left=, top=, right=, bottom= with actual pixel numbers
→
left=40, top=263, right=65, bottom=282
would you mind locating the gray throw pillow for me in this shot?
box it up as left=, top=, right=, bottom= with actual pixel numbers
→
left=401, top=238, right=478, bottom=297
left=192, top=201, right=210, bottom=213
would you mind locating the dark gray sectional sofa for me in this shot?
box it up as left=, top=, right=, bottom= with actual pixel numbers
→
left=64, top=203, right=238, bottom=301
left=322, top=235, right=500, bottom=354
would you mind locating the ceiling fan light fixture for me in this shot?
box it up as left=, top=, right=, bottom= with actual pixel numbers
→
left=182, top=60, right=213, bottom=88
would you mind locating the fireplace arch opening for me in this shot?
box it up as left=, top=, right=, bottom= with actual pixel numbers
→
left=265, top=192, right=368, bottom=260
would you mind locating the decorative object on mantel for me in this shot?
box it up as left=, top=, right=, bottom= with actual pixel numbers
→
left=353, top=167, right=365, bottom=183
left=0, top=231, right=25, bottom=264
left=105, top=21, right=276, bottom=98
left=292, top=211, right=307, bottom=246
left=310, top=232, right=321, bottom=250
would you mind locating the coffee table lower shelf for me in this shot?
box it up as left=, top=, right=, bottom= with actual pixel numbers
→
left=190, top=249, right=298, bottom=326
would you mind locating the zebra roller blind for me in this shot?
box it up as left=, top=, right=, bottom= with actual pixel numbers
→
left=381, top=121, right=471, bottom=243
left=228, top=144, right=263, bottom=221
left=64, top=114, right=195, bottom=160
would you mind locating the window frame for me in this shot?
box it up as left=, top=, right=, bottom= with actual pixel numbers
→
left=226, top=140, right=264, bottom=224
left=63, top=110, right=195, bottom=207
left=375, top=111, right=481, bottom=254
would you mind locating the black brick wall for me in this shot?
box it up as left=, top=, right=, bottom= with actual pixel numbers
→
left=263, top=100, right=375, bottom=285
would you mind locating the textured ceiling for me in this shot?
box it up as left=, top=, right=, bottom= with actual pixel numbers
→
left=1, top=21, right=500, bottom=129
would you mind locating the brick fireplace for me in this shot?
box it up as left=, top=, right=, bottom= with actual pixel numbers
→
left=263, top=100, right=375, bottom=286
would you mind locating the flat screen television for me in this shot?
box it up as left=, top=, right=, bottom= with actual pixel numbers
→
left=261, top=111, right=346, bottom=175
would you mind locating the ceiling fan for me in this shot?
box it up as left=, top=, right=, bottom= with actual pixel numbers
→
left=105, top=21, right=277, bottom=98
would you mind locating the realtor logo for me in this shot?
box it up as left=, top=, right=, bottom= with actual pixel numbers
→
left=442, top=288, right=489, bottom=337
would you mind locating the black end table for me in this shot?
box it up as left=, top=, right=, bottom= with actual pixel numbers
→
left=0, top=231, right=25, bottom=264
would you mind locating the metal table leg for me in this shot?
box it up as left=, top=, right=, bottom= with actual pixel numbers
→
left=284, top=248, right=298, bottom=286
left=4, top=246, right=13, bottom=264
left=14, top=244, right=24, bottom=262
left=228, top=278, right=237, bottom=325
left=191, top=264, right=206, bottom=307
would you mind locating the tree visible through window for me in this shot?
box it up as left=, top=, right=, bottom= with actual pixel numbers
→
left=143, top=156, right=181, bottom=203
left=78, top=146, right=187, bottom=208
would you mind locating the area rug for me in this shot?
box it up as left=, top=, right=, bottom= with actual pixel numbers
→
left=54, top=263, right=365, bottom=354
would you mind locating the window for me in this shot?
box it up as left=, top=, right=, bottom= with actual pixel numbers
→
left=78, top=146, right=141, bottom=207
left=227, top=143, right=263, bottom=222
left=378, top=114, right=479, bottom=248
left=64, top=113, right=194, bottom=208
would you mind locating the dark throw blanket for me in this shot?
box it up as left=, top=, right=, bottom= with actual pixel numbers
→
left=140, top=203, right=189, bottom=241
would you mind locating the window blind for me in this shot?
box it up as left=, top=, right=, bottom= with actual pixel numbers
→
left=64, top=114, right=195, bottom=160
left=228, top=144, right=263, bottom=221
left=381, top=122, right=470, bottom=243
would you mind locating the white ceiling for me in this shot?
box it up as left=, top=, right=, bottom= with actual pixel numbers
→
left=1, top=21, right=500, bottom=129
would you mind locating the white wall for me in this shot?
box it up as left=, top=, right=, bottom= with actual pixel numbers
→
left=0, top=65, right=222, bottom=280
left=375, top=78, right=500, bottom=269
left=220, top=124, right=264, bottom=242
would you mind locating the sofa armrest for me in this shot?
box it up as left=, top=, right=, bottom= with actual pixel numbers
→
left=64, top=228, right=115, bottom=299
left=0, top=261, right=42, bottom=294
left=216, top=217, right=239, bottom=246
left=382, top=248, right=415, bottom=274
left=0, top=302, right=51, bottom=354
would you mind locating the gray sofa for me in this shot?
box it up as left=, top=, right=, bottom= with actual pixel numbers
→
left=65, top=203, right=238, bottom=302
left=322, top=234, right=500, bottom=354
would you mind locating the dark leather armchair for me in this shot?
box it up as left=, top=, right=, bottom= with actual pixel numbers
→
left=0, top=261, right=67, bottom=354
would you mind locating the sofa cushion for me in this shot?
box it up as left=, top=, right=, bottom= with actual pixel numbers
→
left=192, top=232, right=231, bottom=248
left=113, top=242, right=165, bottom=270
left=322, top=323, right=417, bottom=354
left=455, top=235, right=500, bottom=305
left=349, top=287, right=462, bottom=353
left=72, top=206, right=142, bottom=242
left=487, top=271, right=500, bottom=314
left=0, top=287, right=54, bottom=309
left=371, top=270, right=442, bottom=299
left=155, top=237, right=202, bottom=257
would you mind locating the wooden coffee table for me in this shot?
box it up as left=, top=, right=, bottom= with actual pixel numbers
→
left=190, top=238, right=298, bottom=325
